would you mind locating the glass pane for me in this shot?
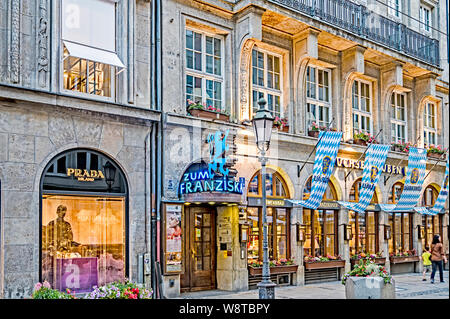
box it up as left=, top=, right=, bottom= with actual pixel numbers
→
left=265, top=173, right=273, bottom=197
left=349, top=211, right=357, bottom=255
left=303, top=210, right=312, bottom=257
left=186, top=30, right=193, bottom=49
left=42, top=195, right=125, bottom=291
left=247, top=207, right=259, bottom=263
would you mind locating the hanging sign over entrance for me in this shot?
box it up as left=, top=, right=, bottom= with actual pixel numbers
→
left=178, top=129, right=245, bottom=197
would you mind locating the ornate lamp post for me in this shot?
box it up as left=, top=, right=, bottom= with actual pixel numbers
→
left=252, top=98, right=276, bottom=299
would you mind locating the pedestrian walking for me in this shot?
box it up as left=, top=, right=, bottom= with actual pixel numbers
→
left=421, top=246, right=432, bottom=281
left=430, top=235, right=447, bottom=284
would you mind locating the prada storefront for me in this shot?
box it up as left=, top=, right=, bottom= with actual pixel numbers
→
left=40, top=149, right=128, bottom=293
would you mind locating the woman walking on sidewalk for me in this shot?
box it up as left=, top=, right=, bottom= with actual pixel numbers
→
left=430, top=235, right=447, bottom=284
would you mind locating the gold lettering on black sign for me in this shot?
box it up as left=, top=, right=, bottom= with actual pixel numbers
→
left=67, top=168, right=105, bottom=182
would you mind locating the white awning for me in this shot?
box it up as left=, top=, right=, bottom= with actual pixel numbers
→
left=63, top=40, right=125, bottom=69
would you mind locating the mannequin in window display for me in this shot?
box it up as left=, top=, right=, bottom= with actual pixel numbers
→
left=44, top=205, right=76, bottom=254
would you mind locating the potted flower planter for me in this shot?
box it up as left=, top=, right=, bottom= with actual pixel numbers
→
left=345, top=276, right=396, bottom=299
left=353, top=138, right=367, bottom=146
left=389, top=256, right=420, bottom=264
left=350, top=257, right=386, bottom=267
left=304, top=260, right=345, bottom=270
left=308, top=130, right=319, bottom=138
left=280, top=125, right=289, bottom=133
left=427, top=152, right=445, bottom=160
left=188, top=108, right=229, bottom=121
left=248, top=264, right=298, bottom=276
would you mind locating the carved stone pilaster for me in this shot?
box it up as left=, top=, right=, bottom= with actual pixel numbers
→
left=37, top=0, right=49, bottom=88
left=239, top=39, right=255, bottom=122
left=9, top=0, right=21, bottom=84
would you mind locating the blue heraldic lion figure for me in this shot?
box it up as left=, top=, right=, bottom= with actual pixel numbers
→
left=207, top=130, right=229, bottom=178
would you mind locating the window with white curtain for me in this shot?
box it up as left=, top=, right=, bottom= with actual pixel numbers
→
left=185, top=28, right=224, bottom=111
left=423, top=102, right=437, bottom=146
left=251, top=48, right=283, bottom=119
left=391, top=92, right=407, bottom=143
left=61, top=0, right=124, bottom=98
left=306, top=66, right=332, bottom=129
left=352, top=79, right=372, bottom=134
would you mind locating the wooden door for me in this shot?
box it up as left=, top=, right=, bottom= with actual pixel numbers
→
left=181, top=206, right=216, bottom=292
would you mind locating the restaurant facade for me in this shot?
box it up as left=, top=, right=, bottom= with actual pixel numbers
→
left=158, top=0, right=449, bottom=297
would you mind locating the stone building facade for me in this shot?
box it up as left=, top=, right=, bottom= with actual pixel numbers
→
left=0, top=0, right=159, bottom=298
left=159, top=0, right=449, bottom=297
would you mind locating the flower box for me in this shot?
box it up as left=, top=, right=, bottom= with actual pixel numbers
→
left=308, top=130, right=319, bottom=138
left=188, top=108, right=229, bottom=121
left=248, top=264, right=298, bottom=276
left=389, top=256, right=420, bottom=264
left=351, top=257, right=386, bottom=267
left=279, top=125, right=289, bottom=133
left=304, top=260, right=345, bottom=270
left=427, top=152, right=446, bottom=160
left=345, top=277, right=396, bottom=299
left=353, top=138, right=367, bottom=146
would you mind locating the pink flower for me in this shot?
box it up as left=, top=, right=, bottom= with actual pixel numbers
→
left=33, top=283, right=42, bottom=292
left=43, top=281, right=51, bottom=289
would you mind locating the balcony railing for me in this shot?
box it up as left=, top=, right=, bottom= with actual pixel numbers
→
left=269, top=0, right=440, bottom=67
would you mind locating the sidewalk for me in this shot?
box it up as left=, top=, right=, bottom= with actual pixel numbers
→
left=180, top=271, right=449, bottom=299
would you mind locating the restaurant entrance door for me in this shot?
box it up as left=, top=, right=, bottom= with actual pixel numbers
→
left=181, top=206, right=216, bottom=292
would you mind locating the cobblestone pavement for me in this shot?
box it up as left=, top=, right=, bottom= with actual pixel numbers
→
left=180, top=271, right=449, bottom=299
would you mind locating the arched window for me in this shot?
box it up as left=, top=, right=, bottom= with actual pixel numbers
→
left=389, top=181, right=404, bottom=204
left=40, top=149, right=128, bottom=292
left=248, top=170, right=289, bottom=198
left=348, top=179, right=379, bottom=255
left=302, top=176, right=337, bottom=201
left=302, top=176, right=339, bottom=258
left=305, top=65, right=332, bottom=131
left=246, top=170, right=290, bottom=263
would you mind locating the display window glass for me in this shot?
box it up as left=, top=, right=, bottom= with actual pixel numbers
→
left=42, top=195, right=125, bottom=292
left=389, top=213, right=413, bottom=254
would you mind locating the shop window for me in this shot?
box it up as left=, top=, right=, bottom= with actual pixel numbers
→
left=306, top=66, right=332, bottom=130
left=352, top=79, right=372, bottom=135
left=302, top=177, right=339, bottom=257
left=185, top=28, right=224, bottom=112
left=391, top=92, right=407, bottom=144
left=41, top=149, right=127, bottom=292
left=388, top=213, right=413, bottom=254
left=421, top=185, right=442, bottom=249
left=423, top=102, right=437, bottom=146
left=246, top=170, right=290, bottom=263
left=349, top=178, right=379, bottom=255
left=250, top=48, right=283, bottom=119
left=61, top=0, right=125, bottom=99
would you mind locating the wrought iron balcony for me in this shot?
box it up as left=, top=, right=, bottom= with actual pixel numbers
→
left=268, top=0, right=440, bottom=67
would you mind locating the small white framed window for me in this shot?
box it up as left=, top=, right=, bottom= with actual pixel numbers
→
left=60, top=0, right=124, bottom=100
left=306, top=65, right=332, bottom=129
left=419, top=5, right=431, bottom=32
left=250, top=47, right=283, bottom=119
left=352, top=79, right=373, bottom=134
left=391, top=92, right=407, bottom=143
left=185, top=28, right=224, bottom=112
left=388, top=0, right=401, bottom=18
left=423, top=102, right=437, bottom=146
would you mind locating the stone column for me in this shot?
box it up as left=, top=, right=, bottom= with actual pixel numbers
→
left=380, top=211, right=391, bottom=273
left=216, top=206, right=248, bottom=291
left=291, top=206, right=304, bottom=286
left=339, top=208, right=351, bottom=273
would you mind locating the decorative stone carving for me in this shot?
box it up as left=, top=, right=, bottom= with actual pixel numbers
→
left=37, top=0, right=49, bottom=88
left=9, top=0, right=21, bottom=84
left=239, top=39, right=255, bottom=122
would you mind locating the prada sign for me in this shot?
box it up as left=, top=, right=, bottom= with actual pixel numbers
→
left=67, top=168, right=105, bottom=182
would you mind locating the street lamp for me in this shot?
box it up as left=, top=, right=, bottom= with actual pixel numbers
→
left=252, top=98, right=276, bottom=299
left=103, top=161, right=116, bottom=190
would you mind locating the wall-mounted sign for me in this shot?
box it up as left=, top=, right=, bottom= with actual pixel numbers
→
left=336, top=157, right=406, bottom=176
left=67, top=168, right=105, bottom=182
left=178, top=129, right=244, bottom=197
left=164, top=204, right=183, bottom=273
